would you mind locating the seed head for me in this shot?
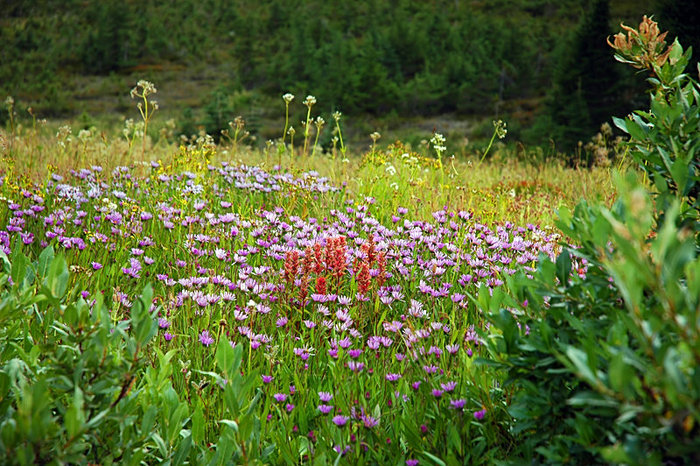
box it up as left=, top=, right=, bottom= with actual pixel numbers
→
left=607, top=16, right=672, bottom=71
left=130, top=80, right=157, bottom=99
left=493, top=120, right=507, bottom=139
left=303, top=95, right=317, bottom=107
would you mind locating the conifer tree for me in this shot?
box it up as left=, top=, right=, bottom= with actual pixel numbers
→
left=545, top=0, right=622, bottom=154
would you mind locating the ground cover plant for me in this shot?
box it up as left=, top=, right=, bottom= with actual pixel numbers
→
left=0, top=15, right=697, bottom=466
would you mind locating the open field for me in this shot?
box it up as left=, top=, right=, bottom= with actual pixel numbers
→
left=0, top=14, right=698, bottom=466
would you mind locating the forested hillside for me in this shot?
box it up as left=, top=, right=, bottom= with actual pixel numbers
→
left=4, top=0, right=697, bottom=148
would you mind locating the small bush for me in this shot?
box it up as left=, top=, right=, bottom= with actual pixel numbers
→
left=482, top=17, right=699, bottom=464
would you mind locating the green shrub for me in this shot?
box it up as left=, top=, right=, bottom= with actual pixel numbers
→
left=0, top=246, right=269, bottom=464
left=0, top=246, right=163, bottom=463
left=611, top=24, right=699, bottom=234
left=482, top=17, right=699, bottom=465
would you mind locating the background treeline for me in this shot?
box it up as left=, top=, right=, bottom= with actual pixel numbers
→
left=1, top=0, right=698, bottom=150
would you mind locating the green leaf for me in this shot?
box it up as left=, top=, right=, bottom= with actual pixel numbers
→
left=0, top=372, right=9, bottom=399
left=85, top=408, right=110, bottom=430
left=245, top=390, right=262, bottom=416
left=421, top=450, right=447, bottom=466
left=10, top=249, right=28, bottom=289
left=0, top=251, right=10, bottom=274
left=224, top=383, right=240, bottom=417
left=668, top=38, right=683, bottom=64
left=168, top=403, right=189, bottom=445
left=568, top=391, right=618, bottom=408
left=65, top=387, right=85, bottom=439
left=216, top=338, right=241, bottom=379
left=612, top=116, right=628, bottom=133
left=219, top=419, right=239, bottom=433
left=663, top=347, right=686, bottom=395
left=493, top=308, right=518, bottom=352
left=141, top=405, right=157, bottom=435
left=670, top=157, right=690, bottom=194
left=626, top=114, right=650, bottom=141
left=261, top=443, right=276, bottom=461
left=565, top=346, right=598, bottom=386
left=36, top=246, right=54, bottom=280
left=172, top=433, right=192, bottom=464
left=151, top=432, right=168, bottom=457
left=608, top=351, right=633, bottom=396
left=133, top=284, right=157, bottom=346
left=45, top=254, right=69, bottom=299
left=600, top=444, right=632, bottom=464
left=192, top=402, right=205, bottom=445
left=556, top=249, right=571, bottom=287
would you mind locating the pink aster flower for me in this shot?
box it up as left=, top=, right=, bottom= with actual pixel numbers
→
left=199, top=330, right=214, bottom=346
left=332, top=415, right=349, bottom=427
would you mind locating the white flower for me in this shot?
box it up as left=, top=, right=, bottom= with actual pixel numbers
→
left=430, top=133, right=447, bottom=156
left=283, top=93, right=295, bottom=103
left=304, top=95, right=316, bottom=107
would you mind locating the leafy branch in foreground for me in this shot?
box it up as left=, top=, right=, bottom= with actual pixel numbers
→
left=609, top=15, right=699, bottom=237
left=482, top=16, right=699, bottom=465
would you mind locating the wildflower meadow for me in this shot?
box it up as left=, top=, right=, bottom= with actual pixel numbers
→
left=0, top=16, right=698, bottom=466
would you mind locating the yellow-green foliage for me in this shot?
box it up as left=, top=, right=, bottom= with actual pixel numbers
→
left=0, top=116, right=617, bottom=229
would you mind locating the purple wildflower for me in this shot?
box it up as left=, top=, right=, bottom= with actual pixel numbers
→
left=440, top=381, right=457, bottom=392
left=347, top=361, right=365, bottom=372
left=199, top=330, right=215, bottom=346
left=362, top=415, right=379, bottom=428
left=332, top=415, right=349, bottom=427
left=450, top=399, right=467, bottom=409
left=317, top=404, right=334, bottom=414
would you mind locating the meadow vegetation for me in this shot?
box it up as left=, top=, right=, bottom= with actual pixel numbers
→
left=0, top=15, right=698, bottom=466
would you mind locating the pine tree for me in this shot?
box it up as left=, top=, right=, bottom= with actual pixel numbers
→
left=545, top=0, right=622, bottom=153
left=80, top=0, right=132, bottom=73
